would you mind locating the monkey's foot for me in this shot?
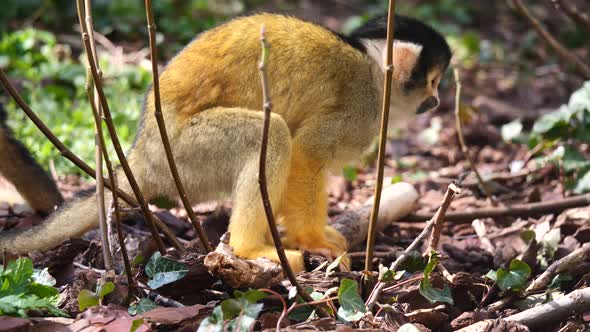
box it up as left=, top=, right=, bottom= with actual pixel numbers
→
left=284, top=229, right=349, bottom=270
left=232, top=245, right=306, bottom=273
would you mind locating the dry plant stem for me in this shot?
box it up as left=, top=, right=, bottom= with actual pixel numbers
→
left=76, top=0, right=166, bottom=255
left=257, top=26, right=328, bottom=318
left=453, top=68, right=495, bottom=206
left=427, top=183, right=461, bottom=252
left=526, top=243, right=590, bottom=294
left=0, top=68, right=184, bottom=253
left=365, top=183, right=461, bottom=310
left=144, top=0, right=212, bottom=253
left=552, top=0, right=590, bottom=32
left=365, top=0, right=397, bottom=273
left=259, top=288, right=287, bottom=332
left=405, top=192, right=590, bottom=223
left=505, top=287, right=590, bottom=329
left=78, top=0, right=111, bottom=271
left=511, top=0, right=590, bottom=79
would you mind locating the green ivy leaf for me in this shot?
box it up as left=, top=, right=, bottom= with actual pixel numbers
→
left=234, top=289, right=267, bottom=304
left=77, top=289, right=99, bottom=311
left=419, top=252, right=454, bottom=305
left=496, top=259, right=531, bottom=292
left=128, top=298, right=157, bottom=315
left=399, top=251, right=426, bottom=273
left=520, top=230, right=536, bottom=244
left=337, top=278, right=366, bottom=322
left=130, top=318, right=146, bottom=332
left=342, top=165, right=358, bottom=182
left=145, top=252, right=189, bottom=289
left=96, top=281, right=115, bottom=300
left=548, top=273, right=573, bottom=290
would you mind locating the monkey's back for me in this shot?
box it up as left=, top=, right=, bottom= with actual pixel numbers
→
left=142, top=14, right=374, bottom=133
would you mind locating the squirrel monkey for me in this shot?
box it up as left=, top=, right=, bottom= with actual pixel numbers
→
left=0, top=104, right=63, bottom=215
left=0, top=14, right=451, bottom=272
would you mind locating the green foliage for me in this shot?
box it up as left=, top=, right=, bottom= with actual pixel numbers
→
left=145, top=252, right=189, bottom=289
left=0, top=257, right=65, bottom=317
left=1, top=28, right=149, bottom=175
left=486, top=259, right=531, bottom=292
left=198, top=289, right=267, bottom=332
left=337, top=278, right=366, bottom=322
left=503, top=81, right=590, bottom=193
left=419, top=251, right=454, bottom=305
left=77, top=281, right=115, bottom=311
left=128, top=298, right=157, bottom=315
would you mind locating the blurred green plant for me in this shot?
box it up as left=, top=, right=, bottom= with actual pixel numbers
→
left=0, top=28, right=150, bottom=175
left=502, top=81, right=590, bottom=193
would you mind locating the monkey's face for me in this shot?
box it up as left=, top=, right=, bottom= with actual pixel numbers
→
left=388, top=52, right=446, bottom=128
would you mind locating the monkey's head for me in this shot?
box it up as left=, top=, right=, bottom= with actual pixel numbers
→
left=351, top=15, right=452, bottom=123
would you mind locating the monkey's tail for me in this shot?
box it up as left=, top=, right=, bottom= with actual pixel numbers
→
left=0, top=191, right=99, bottom=254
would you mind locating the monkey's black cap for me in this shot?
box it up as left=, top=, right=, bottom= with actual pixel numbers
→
left=350, top=14, right=452, bottom=86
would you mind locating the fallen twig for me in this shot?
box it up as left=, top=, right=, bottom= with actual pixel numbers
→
left=453, top=68, right=495, bottom=205
left=405, top=193, right=590, bottom=223
left=365, top=182, right=461, bottom=310
left=0, top=68, right=184, bottom=253
left=427, top=183, right=461, bottom=252
left=526, top=243, right=590, bottom=294
left=511, top=0, right=590, bottom=79
left=365, top=0, right=397, bottom=272
left=76, top=0, right=166, bottom=254
left=505, top=287, right=590, bottom=329
left=552, top=0, right=590, bottom=32
left=256, top=25, right=329, bottom=318
left=144, top=0, right=212, bottom=253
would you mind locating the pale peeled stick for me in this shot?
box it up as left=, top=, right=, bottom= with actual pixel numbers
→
left=331, top=181, right=420, bottom=248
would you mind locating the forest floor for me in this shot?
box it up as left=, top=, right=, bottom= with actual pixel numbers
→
left=1, top=1, right=589, bottom=331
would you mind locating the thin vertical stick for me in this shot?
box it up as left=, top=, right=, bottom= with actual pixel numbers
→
left=144, top=0, right=212, bottom=253
left=0, top=68, right=184, bottom=253
left=453, top=68, right=496, bottom=206
left=257, top=25, right=329, bottom=318
left=365, top=0, right=397, bottom=273
left=76, top=0, right=167, bottom=255
left=77, top=0, right=112, bottom=270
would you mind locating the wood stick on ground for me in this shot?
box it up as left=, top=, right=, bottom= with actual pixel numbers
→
left=427, top=183, right=461, bottom=252
left=76, top=0, right=167, bottom=255
left=331, top=182, right=419, bottom=249
left=505, top=287, right=590, bottom=329
left=257, top=25, right=328, bottom=318
left=552, top=0, right=590, bottom=32
left=0, top=68, right=185, bottom=253
left=511, top=0, right=590, bottom=79
left=365, top=0, right=397, bottom=273
left=144, top=0, right=212, bottom=253
left=365, top=182, right=461, bottom=310
left=77, top=0, right=112, bottom=271
left=453, top=68, right=495, bottom=205
left=526, top=243, right=590, bottom=294
left=404, top=193, right=590, bottom=223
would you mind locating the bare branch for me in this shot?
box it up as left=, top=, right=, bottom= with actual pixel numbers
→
left=365, top=0, right=398, bottom=273
left=552, top=0, right=590, bottom=32
left=144, top=0, right=212, bottom=253
left=257, top=25, right=329, bottom=318
left=365, top=182, right=461, bottom=310
left=526, top=244, right=590, bottom=294
left=511, top=0, right=590, bottom=79
left=405, top=193, right=590, bottom=223
left=76, top=0, right=168, bottom=254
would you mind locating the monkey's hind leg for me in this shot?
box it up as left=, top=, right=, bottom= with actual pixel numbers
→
left=177, top=108, right=305, bottom=272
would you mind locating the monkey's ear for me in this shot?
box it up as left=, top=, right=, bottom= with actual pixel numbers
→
left=391, top=41, right=422, bottom=83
